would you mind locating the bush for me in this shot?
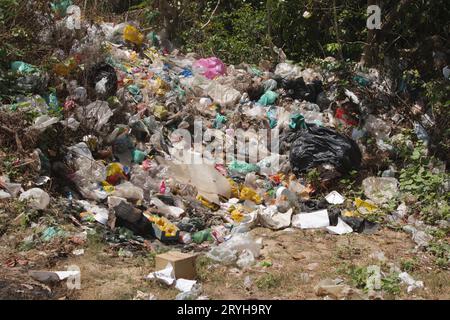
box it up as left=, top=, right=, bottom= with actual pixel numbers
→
left=181, top=4, right=272, bottom=65
left=0, top=0, right=52, bottom=65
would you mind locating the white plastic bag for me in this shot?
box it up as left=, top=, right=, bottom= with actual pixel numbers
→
left=113, top=182, right=144, bottom=201
left=206, top=82, right=241, bottom=107
left=19, top=188, right=50, bottom=210
left=207, top=233, right=262, bottom=265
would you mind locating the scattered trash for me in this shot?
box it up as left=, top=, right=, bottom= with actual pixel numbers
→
left=41, top=227, right=66, bottom=241
left=325, top=191, right=345, bottom=205
left=133, top=291, right=157, bottom=300
left=19, top=188, right=50, bottom=210
left=207, top=233, right=262, bottom=266
left=292, top=210, right=330, bottom=229
left=326, top=218, right=353, bottom=235
left=314, top=278, right=361, bottom=299
left=147, top=263, right=203, bottom=300
left=0, top=5, right=446, bottom=301
left=155, top=251, right=197, bottom=280
left=29, top=270, right=80, bottom=284
left=362, top=177, right=399, bottom=204
left=72, top=249, right=85, bottom=256
left=399, top=272, right=424, bottom=293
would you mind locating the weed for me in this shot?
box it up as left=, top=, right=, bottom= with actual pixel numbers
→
left=394, top=134, right=449, bottom=224
left=256, top=273, right=282, bottom=290
left=347, top=265, right=368, bottom=289
left=401, top=258, right=419, bottom=272
left=381, top=272, right=401, bottom=295
left=305, top=168, right=321, bottom=188
left=196, top=255, right=214, bottom=282
left=427, top=241, right=450, bottom=269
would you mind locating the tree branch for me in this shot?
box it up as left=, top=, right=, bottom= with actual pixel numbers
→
left=200, top=0, right=221, bottom=30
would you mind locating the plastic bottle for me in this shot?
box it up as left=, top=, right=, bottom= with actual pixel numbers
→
left=192, top=229, right=213, bottom=244
left=179, top=232, right=192, bottom=244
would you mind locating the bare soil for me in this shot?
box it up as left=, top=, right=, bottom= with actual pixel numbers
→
left=1, top=219, right=448, bottom=300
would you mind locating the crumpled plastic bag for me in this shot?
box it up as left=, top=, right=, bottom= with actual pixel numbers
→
left=362, top=177, right=399, bottom=204
left=274, top=62, right=303, bottom=79
left=364, top=115, right=391, bottom=142
left=206, top=82, right=241, bottom=107
left=19, top=188, right=50, bottom=210
left=32, top=115, right=60, bottom=132
left=123, top=25, right=144, bottom=45
left=77, top=101, right=113, bottom=132
left=236, top=249, right=255, bottom=269
left=113, top=181, right=144, bottom=201
left=207, top=233, right=262, bottom=265
left=258, top=90, right=278, bottom=106
left=67, top=143, right=108, bottom=200
left=398, top=272, right=424, bottom=293
left=150, top=197, right=185, bottom=219
left=88, top=63, right=118, bottom=99
left=164, top=161, right=231, bottom=205
left=256, top=205, right=292, bottom=230
left=228, top=160, right=260, bottom=175
left=11, top=61, right=39, bottom=74
left=288, top=124, right=361, bottom=175
left=193, top=57, right=226, bottom=80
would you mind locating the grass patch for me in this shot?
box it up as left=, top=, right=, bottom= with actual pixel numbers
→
left=400, top=258, right=419, bottom=272
left=256, top=273, right=282, bottom=290
left=427, top=241, right=450, bottom=269
left=195, top=255, right=214, bottom=282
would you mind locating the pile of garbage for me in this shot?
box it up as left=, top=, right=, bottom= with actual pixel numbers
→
left=0, top=3, right=448, bottom=290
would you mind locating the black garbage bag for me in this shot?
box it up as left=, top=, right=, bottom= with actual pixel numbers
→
left=87, top=62, right=118, bottom=99
left=341, top=216, right=379, bottom=234
left=300, top=199, right=329, bottom=212
left=275, top=76, right=323, bottom=103
left=327, top=207, right=341, bottom=226
left=289, top=124, right=362, bottom=175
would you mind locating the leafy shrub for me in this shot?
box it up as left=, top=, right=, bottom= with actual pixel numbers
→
left=181, top=4, right=272, bottom=65
left=394, top=134, right=449, bottom=224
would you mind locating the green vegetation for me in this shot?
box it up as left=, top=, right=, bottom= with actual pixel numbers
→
left=256, top=273, right=282, bottom=289
left=393, top=133, right=449, bottom=224
left=428, top=241, right=450, bottom=270
left=345, top=264, right=401, bottom=295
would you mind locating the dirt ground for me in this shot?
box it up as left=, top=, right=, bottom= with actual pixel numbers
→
left=1, top=219, right=449, bottom=300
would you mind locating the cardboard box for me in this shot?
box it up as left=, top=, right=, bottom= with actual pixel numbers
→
left=155, top=251, right=197, bottom=280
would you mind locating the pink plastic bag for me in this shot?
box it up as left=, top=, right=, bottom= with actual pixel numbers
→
left=193, top=57, right=226, bottom=79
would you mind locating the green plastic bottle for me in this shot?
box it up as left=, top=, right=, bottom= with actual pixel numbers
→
left=192, top=229, right=213, bottom=244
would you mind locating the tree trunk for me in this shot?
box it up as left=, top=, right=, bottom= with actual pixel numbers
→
left=266, top=0, right=272, bottom=39
left=332, top=0, right=344, bottom=61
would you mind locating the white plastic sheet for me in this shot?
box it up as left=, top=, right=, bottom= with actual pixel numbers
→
left=292, top=210, right=330, bottom=229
